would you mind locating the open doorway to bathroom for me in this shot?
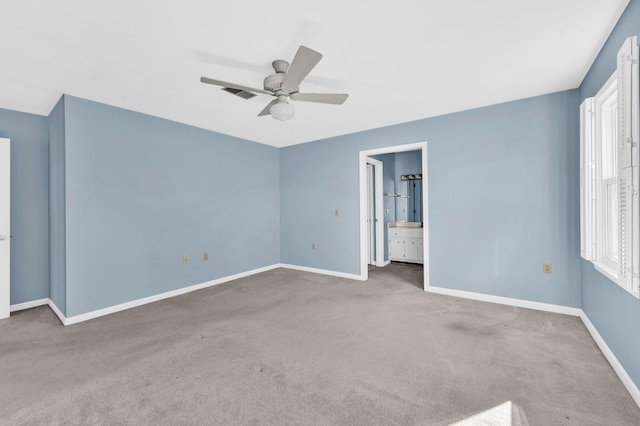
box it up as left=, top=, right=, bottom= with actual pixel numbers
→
left=358, top=142, right=429, bottom=290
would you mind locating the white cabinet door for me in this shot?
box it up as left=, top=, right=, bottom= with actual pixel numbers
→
left=405, top=236, right=420, bottom=261
left=389, top=237, right=404, bottom=260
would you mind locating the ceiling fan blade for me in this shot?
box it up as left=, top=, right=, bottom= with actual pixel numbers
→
left=222, top=88, right=257, bottom=100
left=200, top=76, right=273, bottom=96
left=281, top=46, right=322, bottom=93
left=258, top=99, right=279, bottom=116
left=195, top=51, right=265, bottom=73
left=290, top=92, right=349, bottom=105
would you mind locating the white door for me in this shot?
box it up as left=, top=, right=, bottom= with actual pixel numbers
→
left=0, top=138, right=9, bottom=319
left=366, top=158, right=385, bottom=267
left=367, top=164, right=374, bottom=264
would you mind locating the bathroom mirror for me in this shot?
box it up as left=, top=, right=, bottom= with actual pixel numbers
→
left=395, top=174, right=422, bottom=223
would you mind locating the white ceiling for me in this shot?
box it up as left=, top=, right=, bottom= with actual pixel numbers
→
left=0, top=0, right=630, bottom=147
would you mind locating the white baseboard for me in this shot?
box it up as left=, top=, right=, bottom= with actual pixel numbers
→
left=9, top=263, right=359, bottom=326
left=580, top=311, right=640, bottom=408
left=47, top=299, right=66, bottom=325
left=426, top=285, right=582, bottom=317
left=10, top=298, right=49, bottom=312
left=379, top=260, right=391, bottom=267
left=278, top=263, right=365, bottom=281
left=62, top=264, right=281, bottom=326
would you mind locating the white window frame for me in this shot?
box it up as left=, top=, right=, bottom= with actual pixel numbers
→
left=580, top=35, right=639, bottom=298
left=580, top=98, right=596, bottom=261
left=594, top=73, right=620, bottom=280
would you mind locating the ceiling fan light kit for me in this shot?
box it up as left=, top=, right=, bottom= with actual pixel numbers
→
left=201, top=45, right=348, bottom=121
left=270, top=97, right=295, bottom=121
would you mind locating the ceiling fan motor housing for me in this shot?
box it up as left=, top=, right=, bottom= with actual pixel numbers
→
left=264, top=59, right=297, bottom=93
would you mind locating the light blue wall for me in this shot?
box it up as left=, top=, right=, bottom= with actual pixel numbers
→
left=281, top=90, right=581, bottom=308
left=395, top=151, right=422, bottom=178
left=0, top=107, right=49, bottom=305
left=577, top=0, right=640, bottom=389
left=48, top=97, right=66, bottom=314
left=60, top=96, right=280, bottom=317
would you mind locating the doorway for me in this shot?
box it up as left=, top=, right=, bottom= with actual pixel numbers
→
left=358, top=142, right=429, bottom=290
left=0, top=138, right=10, bottom=319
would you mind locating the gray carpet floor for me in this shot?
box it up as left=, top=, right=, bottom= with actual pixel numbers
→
left=1, top=263, right=639, bottom=425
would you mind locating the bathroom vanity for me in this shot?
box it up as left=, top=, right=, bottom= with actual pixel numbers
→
left=388, top=222, right=423, bottom=264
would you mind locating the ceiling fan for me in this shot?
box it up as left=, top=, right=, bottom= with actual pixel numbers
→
left=200, top=45, right=349, bottom=121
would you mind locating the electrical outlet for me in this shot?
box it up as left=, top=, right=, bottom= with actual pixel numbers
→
left=386, top=208, right=390, bottom=215
left=183, top=256, right=189, bottom=264
left=335, top=209, right=339, bottom=216
left=203, top=253, right=208, bottom=261
left=312, top=243, right=316, bottom=250
left=543, top=263, right=552, bottom=274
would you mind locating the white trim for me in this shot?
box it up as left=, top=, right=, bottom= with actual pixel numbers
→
left=15, top=264, right=361, bottom=326
left=593, top=72, right=620, bottom=281
left=427, top=285, right=582, bottom=317
left=366, top=163, right=374, bottom=265
left=580, top=97, right=596, bottom=261
left=580, top=311, right=640, bottom=408
left=62, top=264, right=281, bottom=326
left=0, top=137, right=9, bottom=320
left=10, top=298, right=49, bottom=312
left=380, top=259, right=391, bottom=267
left=278, top=263, right=365, bottom=281
left=593, top=261, right=619, bottom=283
left=359, top=142, right=429, bottom=289
left=421, top=146, right=429, bottom=284
left=48, top=299, right=67, bottom=325
left=359, top=151, right=369, bottom=280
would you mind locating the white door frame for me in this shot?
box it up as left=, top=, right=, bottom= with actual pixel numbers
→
left=367, top=164, right=374, bottom=264
left=366, top=157, right=384, bottom=266
left=0, top=138, right=10, bottom=319
left=359, top=142, right=429, bottom=290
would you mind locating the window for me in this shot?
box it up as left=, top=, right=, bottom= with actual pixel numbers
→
left=596, top=74, right=619, bottom=272
left=580, top=36, right=639, bottom=298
